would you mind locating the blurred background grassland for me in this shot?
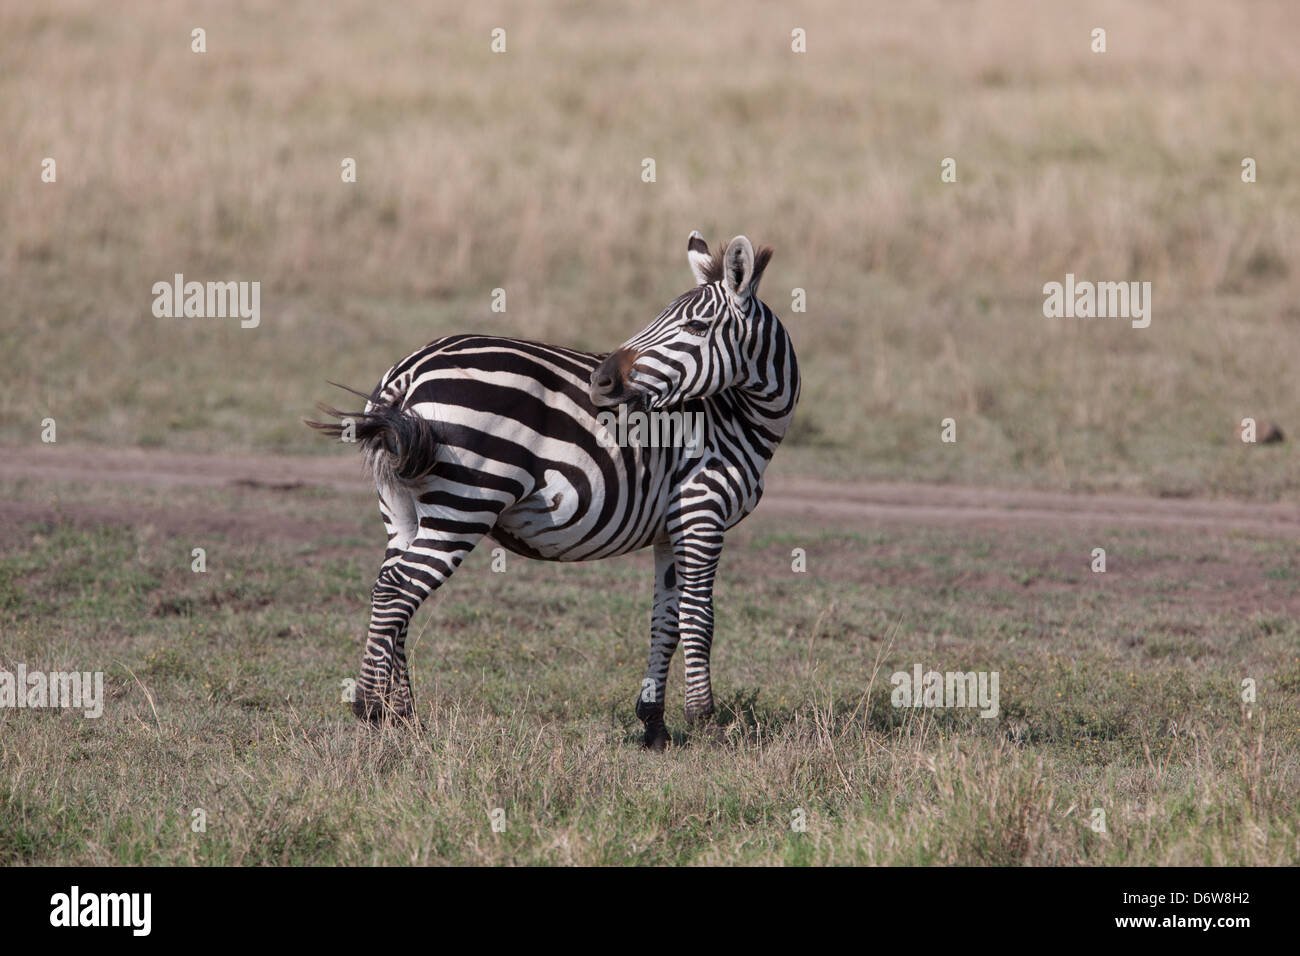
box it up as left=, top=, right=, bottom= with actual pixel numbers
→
left=1, top=0, right=1297, bottom=496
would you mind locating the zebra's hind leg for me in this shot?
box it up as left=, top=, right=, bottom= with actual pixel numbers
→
left=354, top=495, right=495, bottom=726
left=636, top=539, right=680, bottom=751
left=353, top=487, right=417, bottom=723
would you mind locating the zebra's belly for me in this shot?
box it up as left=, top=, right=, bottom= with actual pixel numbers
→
left=492, top=476, right=665, bottom=562
left=493, top=489, right=589, bottom=560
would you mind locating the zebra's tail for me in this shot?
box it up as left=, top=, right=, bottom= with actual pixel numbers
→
left=305, top=382, right=440, bottom=488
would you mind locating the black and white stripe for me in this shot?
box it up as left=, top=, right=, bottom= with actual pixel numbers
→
left=309, top=232, right=799, bottom=749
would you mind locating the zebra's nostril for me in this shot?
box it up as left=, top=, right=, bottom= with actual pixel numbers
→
left=594, top=373, right=614, bottom=390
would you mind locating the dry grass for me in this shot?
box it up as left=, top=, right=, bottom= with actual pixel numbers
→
left=0, top=0, right=1297, bottom=493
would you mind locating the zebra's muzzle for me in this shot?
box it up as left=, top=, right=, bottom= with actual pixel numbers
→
left=590, top=349, right=646, bottom=408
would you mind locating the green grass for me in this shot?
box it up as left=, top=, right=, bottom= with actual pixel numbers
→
left=1, top=480, right=1296, bottom=865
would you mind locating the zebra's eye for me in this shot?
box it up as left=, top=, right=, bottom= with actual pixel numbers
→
left=683, top=320, right=709, bottom=335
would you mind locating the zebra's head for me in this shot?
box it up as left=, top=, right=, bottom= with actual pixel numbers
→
left=590, top=231, right=775, bottom=410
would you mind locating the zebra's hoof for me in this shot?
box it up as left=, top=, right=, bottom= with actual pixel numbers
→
left=684, top=707, right=716, bottom=726
left=352, top=696, right=383, bottom=723
left=687, top=717, right=725, bottom=744
left=351, top=695, right=414, bottom=726
left=643, top=722, right=670, bottom=752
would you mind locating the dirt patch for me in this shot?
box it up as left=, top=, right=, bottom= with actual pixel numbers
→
left=763, top=477, right=1300, bottom=537
left=4, top=445, right=1297, bottom=535
left=1, top=445, right=1297, bottom=613
left=0, top=499, right=356, bottom=549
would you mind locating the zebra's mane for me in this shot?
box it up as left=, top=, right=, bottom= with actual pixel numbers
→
left=698, top=241, right=774, bottom=290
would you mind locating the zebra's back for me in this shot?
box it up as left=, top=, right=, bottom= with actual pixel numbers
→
left=376, top=335, right=682, bottom=561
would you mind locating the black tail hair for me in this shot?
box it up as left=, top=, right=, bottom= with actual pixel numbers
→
left=304, top=382, right=440, bottom=485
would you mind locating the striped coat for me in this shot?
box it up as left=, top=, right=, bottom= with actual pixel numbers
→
left=310, top=232, right=799, bottom=749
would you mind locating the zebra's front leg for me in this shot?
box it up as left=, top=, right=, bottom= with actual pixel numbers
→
left=636, top=539, right=680, bottom=751
left=675, top=525, right=723, bottom=730
left=354, top=514, right=490, bottom=725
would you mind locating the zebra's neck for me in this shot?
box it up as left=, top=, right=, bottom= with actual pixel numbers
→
left=747, top=315, right=800, bottom=426
left=712, top=317, right=801, bottom=466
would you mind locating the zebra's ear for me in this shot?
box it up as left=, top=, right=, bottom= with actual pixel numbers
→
left=722, top=235, right=756, bottom=302
left=687, top=230, right=712, bottom=286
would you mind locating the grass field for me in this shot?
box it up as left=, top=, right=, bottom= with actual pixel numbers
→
left=1, top=0, right=1299, bottom=867
left=2, top=0, right=1297, bottom=494
left=1, top=466, right=1297, bottom=865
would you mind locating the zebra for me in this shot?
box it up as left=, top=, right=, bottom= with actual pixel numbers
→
left=307, top=231, right=799, bottom=749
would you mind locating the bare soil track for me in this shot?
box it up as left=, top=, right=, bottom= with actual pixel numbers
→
left=2, top=445, right=1298, bottom=540
left=3, top=446, right=1299, bottom=616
